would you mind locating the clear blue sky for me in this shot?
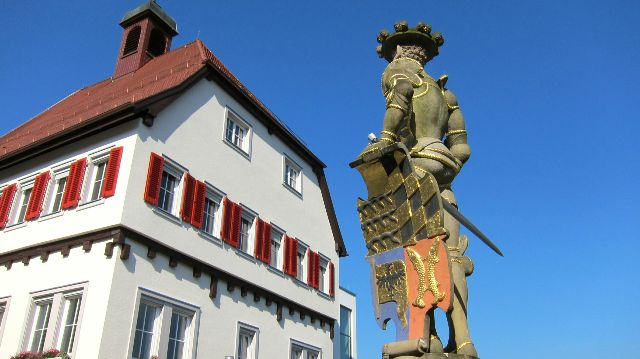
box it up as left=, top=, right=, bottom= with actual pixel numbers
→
left=1, top=1, right=639, bottom=358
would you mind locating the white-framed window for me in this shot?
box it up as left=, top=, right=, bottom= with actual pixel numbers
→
left=319, top=257, right=329, bottom=293
left=157, top=162, right=184, bottom=216
left=236, top=322, right=258, bottom=359
left=130, top=291, right=197, bottom=359
left=46, top=169, right=69, bottom=214
left=132, top=301, right=161, bottom=359
left=283, top=156, right=302, bottom=195
left=224, top=109, right=252, bottom=156
left=0, top=297, right=8, bottom=342
left=10, top=180, right=34, bottom=225
left=83, top=154, right=109, bottom=203
left=296, top=243, right=308, bottom=282
left=290, top=340, right=321, bottom=359
left=23, top=283, right=86, bottom=356
left=201, top=187, right=223, bottom=238
left=167, top=309, right=192, bottom=359
left=239, top=211, right=256, bottom=254
left=270, top=226, right=284, bottom=269
left=340, top=306, right=353, bottom=359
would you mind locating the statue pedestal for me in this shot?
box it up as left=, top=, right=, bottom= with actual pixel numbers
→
left=382, top=339, right=479, bottom=359
left=389, top=354, right=478, bottom=359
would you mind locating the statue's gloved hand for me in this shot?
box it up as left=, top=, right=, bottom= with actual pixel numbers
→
left=357, top=138, right=395, bottom=160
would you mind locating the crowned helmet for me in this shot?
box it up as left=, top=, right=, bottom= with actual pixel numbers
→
left=376, top=20, right=444, bottom=63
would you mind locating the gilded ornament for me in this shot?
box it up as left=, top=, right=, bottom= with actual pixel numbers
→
left=375, top=261, right=409, bottom=328
left=406, top=238, right=445, bottom=308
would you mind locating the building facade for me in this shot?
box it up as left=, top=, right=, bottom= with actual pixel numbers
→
left=0, top=3, right=355, bottom=359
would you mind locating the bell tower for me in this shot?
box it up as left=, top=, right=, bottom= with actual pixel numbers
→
left=113, top=1, right=178, bottom=78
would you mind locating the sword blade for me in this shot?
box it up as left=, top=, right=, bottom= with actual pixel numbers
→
left=441, top=200, right=504, bottom=257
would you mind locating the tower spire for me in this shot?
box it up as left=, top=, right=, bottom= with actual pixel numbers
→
left=113, top=1, right=178, bottom=78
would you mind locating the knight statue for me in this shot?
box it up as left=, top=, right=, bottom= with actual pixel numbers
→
left=350, top=21, right=499, bottom=359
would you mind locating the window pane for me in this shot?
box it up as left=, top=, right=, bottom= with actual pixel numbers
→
left=270, top=240, right=279, bottom=267
left=58, top=296, right=82, bottom=353
left=226, top=119, right=235, bottom=143
left=235, top=126, right=245, bottom=148
left=340, top=306, right=352, bottom=358
left=133, top=302, right=158, bottom=359
left=319, top=266, right=326, bottom=292
left=203, top=198, right=218, bottom=235
left=237, top=330, right=253, bottom=359
left=17, top=188, right=32, bottom=223
left=291, top=346, right=302, bottom=359
left=51, top=177, right=67, bottom=213
left=30, top=301, right=52, bottom=352
left=240, top=218, right=251, bottom=252
left=167, top=312, right=191, bottom=359
left=297, top=251, right=304, bottom=281
left=158, top=172, right=176, bottom=212
left=90, top=162, right=107, bottom=201
left=226, top=117, right=248, bottom=153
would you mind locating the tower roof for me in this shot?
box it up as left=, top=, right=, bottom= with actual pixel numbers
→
left=120, top=0, right=178, bottom=35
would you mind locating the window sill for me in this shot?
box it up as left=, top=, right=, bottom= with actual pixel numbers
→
left=77, top=198, right=106, bottom=211
left=292, top=277, right=310, bottom=289
left=152, top=207, right=182, bottom=225
left=317, top=291, right=333, bottom=301
left=38, top=210, right=64, bottom=222
left=223, top=139, right=251, bottom=161
left=198, top=231, right=223, bottom=247
left=282, top=183, right=303, bottom=199
left=3, top=222, right=27, bottom=232
left=267, top=265, right=285, bottom=278
left=235, top=249, right=256, bottom=263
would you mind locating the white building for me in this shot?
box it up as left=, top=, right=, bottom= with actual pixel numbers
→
left=0, top=2, right=356, bottom=359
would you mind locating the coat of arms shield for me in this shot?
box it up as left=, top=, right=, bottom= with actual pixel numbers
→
left=351, top=143, right=453, bottom=341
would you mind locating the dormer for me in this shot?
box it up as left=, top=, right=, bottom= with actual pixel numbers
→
left=113, top=1, right=178, bottom=78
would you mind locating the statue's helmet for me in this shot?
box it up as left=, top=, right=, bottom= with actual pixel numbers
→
left=376, top=21, right=444, bottom=62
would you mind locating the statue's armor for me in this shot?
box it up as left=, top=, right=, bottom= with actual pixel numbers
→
left=382, top=57, right=449, bottom=141
left=382, top=57, right=463, bottom=187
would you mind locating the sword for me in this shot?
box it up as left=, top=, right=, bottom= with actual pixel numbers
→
left=441, top=200, right=504, bottom=257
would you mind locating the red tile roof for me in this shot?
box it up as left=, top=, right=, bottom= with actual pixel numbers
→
left=0, top=40, right=282, bottom=161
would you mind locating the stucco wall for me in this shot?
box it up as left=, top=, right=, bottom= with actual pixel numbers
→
left=100, top=240, right=334, bottom=358
left=0, top=241, right=118, bottom=358
left=120, top=78, right=339, bottom=319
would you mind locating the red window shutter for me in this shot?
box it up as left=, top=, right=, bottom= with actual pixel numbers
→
left=228, top=202, right=242, bottom=248
left=307, top=249, right=313, bottom=285
left=180, top=174, right=196, bottom=222
left=25, top=171, right=50, bottom=221
left=313, top=252, right=320, bottom=289
left=262, top=222, right=272, bottom=264
left=190, top=181, right=206, bottom=229
left=283, top=236, right=291, bottom=274
left=143, top=153, right=164, bottom=205
left=102, top=146, right=123, bottom=198
left=316, top=253, right=322, bottom=289
left=329, top=262, right=335, bottom=296
left=0, top=184, right=18, bottom=229
left=291, top=238, right=299, bottom=278
left=61, top=158, right=87, bottom=209
left=254, top=218, right=265, bottom=258
left=220, top=197, right=232, bottom=242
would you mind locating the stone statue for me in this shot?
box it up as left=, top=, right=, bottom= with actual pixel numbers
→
left=351, top=21, right=499, bottom=359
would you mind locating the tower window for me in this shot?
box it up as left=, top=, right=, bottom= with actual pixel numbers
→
left=148, top=29, right=166, bottom=57
left=123, top=26, right=142, bottom=56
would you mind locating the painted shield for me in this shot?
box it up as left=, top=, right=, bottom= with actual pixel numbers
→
left=352, top=143, right=452, bottom=341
